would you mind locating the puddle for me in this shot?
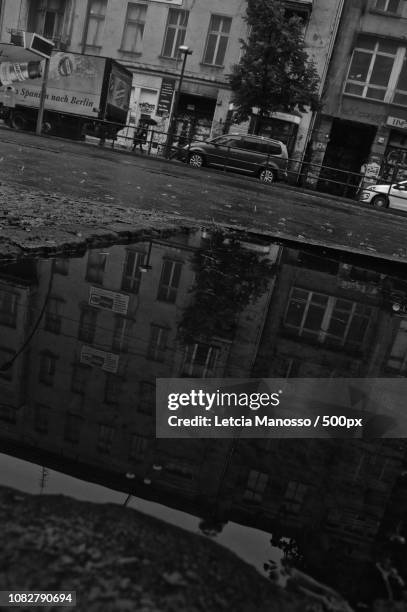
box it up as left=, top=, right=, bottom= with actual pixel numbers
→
left=1, top=228, right=407, bottom=610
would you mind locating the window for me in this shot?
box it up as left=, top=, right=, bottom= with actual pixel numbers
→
left=387, top=319, right=407, bottom=371
left=44, top=297, right=64, bottom=334
left=34, top=404, right=49, bottom=434
left=147, top=324, right=169, bottom=362
left=182, top=343, right=219, bottom=377
left=64, top=413, right=82, bottom=444
left=373, top=0, right=400, bottom=12
left=129, top=434, right=148, bottom=459
left=284, top=288, right=372, bottom=350
left=244, top=470, right=268, bottom=502
left=85, top=0, right=107, bottom=49
left=121, top=3, right=147, bottom=54
left=104, top=373, right=121, bottom=404
left=0, top=348, right=14, bottom=381
left=97, top=424, right=115, bottom=453
left=0, top=404, right=16, bottom=424
left=203, top=15, right=232, bottom=66
left=71, top=363, right=90, bottom=394
left=78, top=308, right=98, bottom=344
left=39, top=353, right=57, bottom=386
left=112, top=316, right=130, bottom=352
left=0, top=289, right=17, bottom=327
left=344, top=39, right=397, bottom=100
left=284, top=481, right=307, bottom=513
left=162, top=8, right=189, bottom=59
left=394, top=57, right=407, bottom=105
left=157, top=259, right=182, bottom=303
left=86, top=251, right=106, bottom=284
left=53, top=258, right=69, bottom=275
left=138, top=380, right=155, bottom=414
left=122, top=250, right=145, bottom=293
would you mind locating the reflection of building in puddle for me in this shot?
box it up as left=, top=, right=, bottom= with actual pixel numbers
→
left=0, top=234, right=407, bottom=605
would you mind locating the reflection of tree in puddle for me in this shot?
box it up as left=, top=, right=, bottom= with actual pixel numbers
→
left=178, top=231, right=274, bottom=344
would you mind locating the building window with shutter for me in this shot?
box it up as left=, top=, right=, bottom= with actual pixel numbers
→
left=121, top=3, right=147, bottom=54
left=0, top=289, right=18, bottom=328
left=85, top=0, right=107, bottom=50
left=203, top=15, right=232, bottom=66
left=157, top=259, right=182, bottom=303
left=39, top=352, right=57, bottom=386
left=45, top=297, right=64, bottom=334
left=244, top=470, right=268, bottom=502
left=78, top=308, right=98, bottom=344
left=86, top=251, right=106, bottom=284
left=147, top=324, right=169, bottom=362
left=162, top=8, right=189, bottom=59
left=122, top=250, right=145, bottom=293
left=97, top=424, right=115, bottom=453
left=181, top=343, right=219, bottom=377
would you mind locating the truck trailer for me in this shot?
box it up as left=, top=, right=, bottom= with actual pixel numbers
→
left=0, top=49, right=132, bottom=139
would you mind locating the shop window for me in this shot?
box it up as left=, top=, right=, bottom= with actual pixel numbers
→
left=157, top=259, right=182, bottom=303
left=373, top=0, right=401, bottom=12
left=64, top=413, right=82, bottom=443
left=86, top=251, right=106, bottom=284
left=44, top=297, right=64, bottom=334
left=121, top=3, right=147, bottom=54
left=0, top=289, right=17, bottom=328
left=122, top=250, right=145, bottom=293
left=244, top=470, right=268, bottom=502
left=78, top=307, right=98, bottom=344
left=181, top=343, right=219, bottom=377
left=284, top=287, right=372, bottom=350
left=85, top=0, right=107, bottom=49
left=39, top=352, right=57, bottom=386
left=344, top=38, right=397, bottom=101
left=162, top=8, right=189, bottom=59
left=147, top=324, right=169, bottom=362
left=97, top=424, right=115, bottom=454
left=203, top=15, right=232, bottom=66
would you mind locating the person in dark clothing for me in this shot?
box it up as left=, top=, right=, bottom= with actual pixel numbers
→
left=132, top=124, right=148, bottom=153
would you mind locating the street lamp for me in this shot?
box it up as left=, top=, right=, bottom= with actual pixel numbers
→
left=165, top=45, right=193, bottom=157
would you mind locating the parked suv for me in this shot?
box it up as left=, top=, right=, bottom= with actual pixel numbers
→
left=181, top=134, right=288, bottom=183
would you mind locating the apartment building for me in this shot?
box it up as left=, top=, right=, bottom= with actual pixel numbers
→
left=307, top=0, right=407, bottom=194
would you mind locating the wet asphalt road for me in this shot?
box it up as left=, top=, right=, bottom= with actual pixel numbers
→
left=1, top=126, right=407, bottom=261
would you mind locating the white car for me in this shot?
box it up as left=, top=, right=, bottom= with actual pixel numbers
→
left=359, top=180, right=407, bottom=210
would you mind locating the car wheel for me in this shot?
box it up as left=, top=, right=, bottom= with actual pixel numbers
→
left=372, top=194, right=389, bottom=208
left=189, top=153, right=204, bottom=168
left=11, top=113, right=28, bottom=130
left=259, top=168, right=276, bottom=184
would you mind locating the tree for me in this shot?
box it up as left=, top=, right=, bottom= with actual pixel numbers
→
left=229, top=0, right=321, bottom=132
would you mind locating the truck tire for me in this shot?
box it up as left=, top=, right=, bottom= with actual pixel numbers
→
left=10, top=113, right=28, bottom=131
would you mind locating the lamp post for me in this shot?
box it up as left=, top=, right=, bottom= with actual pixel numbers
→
left=165, top=45, right=193, bottom=158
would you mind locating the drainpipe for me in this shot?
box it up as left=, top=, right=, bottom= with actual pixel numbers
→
left=300, top=0, right=346, bottom=171
left=81, top=0, right=92, bottom=54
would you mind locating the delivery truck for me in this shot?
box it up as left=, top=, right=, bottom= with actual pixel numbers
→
left=0, top=50, right=132, bottom=139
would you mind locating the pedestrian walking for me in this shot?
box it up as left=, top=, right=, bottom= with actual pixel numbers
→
left=132, top=124, right=148, bottom=153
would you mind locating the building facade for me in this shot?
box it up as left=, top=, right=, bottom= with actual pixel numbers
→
left=0, top=0, right=346, bottom=162
left=307, top=0, right=407, bottom=195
